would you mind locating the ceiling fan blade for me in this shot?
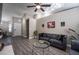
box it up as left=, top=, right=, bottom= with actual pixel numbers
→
left=34, top=8, right=37, bottom=12
left=40, top=8, right=45, bottom=12
left=41, top=4, right=51, bottom=7
left=27, top=5, right=35, bottom=8
left=34, top=3, right=40, bottom=5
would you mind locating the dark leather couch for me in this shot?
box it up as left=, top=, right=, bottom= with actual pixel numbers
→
left=39, top=33, right=67, bottom=50
left=70, top=40, right=79, bottom=55
left=71, top=40, right=79, bottom=51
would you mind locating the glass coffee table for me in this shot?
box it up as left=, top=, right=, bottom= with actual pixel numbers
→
left=33, top=40, right=50, bottom=54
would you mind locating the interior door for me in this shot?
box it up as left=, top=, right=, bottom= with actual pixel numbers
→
left=13, top=23, right=21, bottom=36
left=13, top=17, right=22, bottom=36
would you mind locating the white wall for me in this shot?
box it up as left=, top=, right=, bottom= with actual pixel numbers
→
left=22, top=15, right=36, bottom=38
left=29, top=18, right=36, bottom=38
left=36, top=7, right=79, bottom=36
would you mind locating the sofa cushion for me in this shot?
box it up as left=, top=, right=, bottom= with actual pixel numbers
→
left=46, top=34, right=51, bottom=37
left=43, top=33, right=47, bottom=37
left=39, top=33, right=43, bottom=37
left=50, top=39, right=62, bottom=44
left=59, top=35, right=65, bottom=41
left=49, top=39, right=55, bottom=42
left=40, top=37, right=49, bottom=41
left=46, top=34, right=57, bottom=39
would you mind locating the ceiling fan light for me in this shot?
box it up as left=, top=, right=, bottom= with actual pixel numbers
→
left=36, top=5, right=41, bottom=9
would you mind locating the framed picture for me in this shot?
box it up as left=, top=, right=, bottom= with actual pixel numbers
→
left=47, top=21, right=55, bottom=28
left=61, top=22, right=65, bottom=27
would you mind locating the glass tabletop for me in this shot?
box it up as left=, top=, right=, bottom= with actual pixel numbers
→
left=33, top=40, right=50, bottom=49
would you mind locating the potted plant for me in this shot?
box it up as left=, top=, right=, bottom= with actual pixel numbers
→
left=33, top=30, right=38, bottom=39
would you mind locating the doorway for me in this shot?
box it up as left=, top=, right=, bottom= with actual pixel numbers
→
left=26, top=19, right=29, bottom=39
left=12, top=17, right=22, bottom=36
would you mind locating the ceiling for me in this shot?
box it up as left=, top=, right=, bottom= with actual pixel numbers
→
left=2, top=3, right=79, bottom=21
left=2, top=3, right=52, bottom=17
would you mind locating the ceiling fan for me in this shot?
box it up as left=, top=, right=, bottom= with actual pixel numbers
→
left=27, top=3, right=51, bottom=12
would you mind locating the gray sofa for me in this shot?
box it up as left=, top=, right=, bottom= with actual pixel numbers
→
left=39, top=33, right=67, bottom=50
left=70, top=40, right=79, bottom=55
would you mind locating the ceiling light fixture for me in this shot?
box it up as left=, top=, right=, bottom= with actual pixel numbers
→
left=36, top=5, right=41, bottom=9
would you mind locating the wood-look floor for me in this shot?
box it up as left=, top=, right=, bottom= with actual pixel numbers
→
left=11, top=36, right=69, bottom=55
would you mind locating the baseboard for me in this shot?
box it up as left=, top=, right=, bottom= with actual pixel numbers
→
left=29, top=36, right=34, bottom=39
left=23, top=36, right=27, bottom=38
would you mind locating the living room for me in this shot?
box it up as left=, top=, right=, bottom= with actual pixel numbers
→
left=36, top=4, right=79, bottom=54
left=0, top=3, right=79, bottom=55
